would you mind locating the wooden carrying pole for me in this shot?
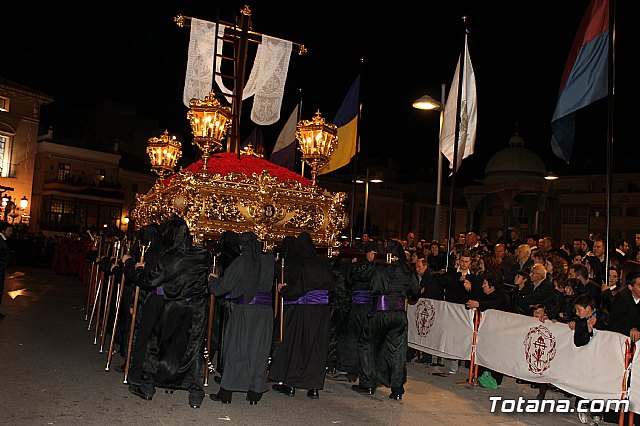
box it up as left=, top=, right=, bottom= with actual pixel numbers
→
left=105, top=238, right=130, bottom=371
left=279, top=257, right=285, bottom=342
left=466, top=309, right=481, bottom=385
left=83, top=233, right=100, bottom=319
left=87, top=237, right=106, bottom=326
left=85, top=235, right=103, bottom=321
left=204, top=255, right=217, bottom=387
left=123, top=243, right=148, bottom=384
left=90, top=239, right=114, bottom=342
left=273, top=254, right=279, bottom=319
left=100, top=240, right=122, bottom=353
left=619, top=339, right=635, bottom=426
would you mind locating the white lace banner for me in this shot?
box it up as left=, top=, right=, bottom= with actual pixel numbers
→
left=183, top=19, right=226, bottom=107
left=184, top=21, right=292, bottom=125
left=408, top=298, right=475, bottom=360
left=243, top=35, right=292, bottom=125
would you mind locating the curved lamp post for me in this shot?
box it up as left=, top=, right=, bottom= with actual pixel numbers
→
left=413, top=84, right=446, bottom=241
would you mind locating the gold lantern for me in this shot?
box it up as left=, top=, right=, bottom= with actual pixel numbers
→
left=295, top=110, right=338, bottom=186
left=187, top=90, right=233, bottom=171
left=147, top=130, right=182, bottom=182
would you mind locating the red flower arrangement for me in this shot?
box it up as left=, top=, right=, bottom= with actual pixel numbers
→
left=163, top=152, right=311, bottom=187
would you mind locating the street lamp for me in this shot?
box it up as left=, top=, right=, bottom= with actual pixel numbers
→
left=545, top=172, right=559, bottom=181
left=412, top=95, right=440, bottom=111
left=355, top=168, right=383, bottom=236
left=413, top=83, right=446, bottom=241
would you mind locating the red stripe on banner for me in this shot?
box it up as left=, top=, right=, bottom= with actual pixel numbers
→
left=558, top=0, right=609, bottom=94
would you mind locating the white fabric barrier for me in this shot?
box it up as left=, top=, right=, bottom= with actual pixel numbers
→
left=476, top=309, right=628, bottom=401
left=408, top=299, right=475, bottom=360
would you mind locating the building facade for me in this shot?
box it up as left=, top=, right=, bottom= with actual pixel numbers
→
left=32, top=135, right=154, bottom=234
left=0, top=78, right=53, bottom=225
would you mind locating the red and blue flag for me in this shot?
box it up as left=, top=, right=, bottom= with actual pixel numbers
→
left=551, top=0, right=609, bottom=163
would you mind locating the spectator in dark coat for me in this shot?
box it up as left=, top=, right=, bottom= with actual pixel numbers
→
left=569, top=294, right=608, bottom=347
left=523, top=263, right=555, bottom=313
left=444, top=250, right=482, bottom=305
left=608, top=271, right=640, bottom=341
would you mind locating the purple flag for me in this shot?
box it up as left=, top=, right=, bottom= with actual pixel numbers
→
left=270, top=106, right=298, bottom=171
left=241, top=126, right=265, bottom=156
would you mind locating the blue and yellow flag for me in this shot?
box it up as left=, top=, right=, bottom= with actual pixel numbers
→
left=319, top=74, right=360, bottom=174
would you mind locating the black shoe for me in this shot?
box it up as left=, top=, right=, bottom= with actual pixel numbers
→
left=307, top=389, right=319, bottom=399
left=272, top=383, right=295, bottom=396
left=209, top=393, right=231, bottom=404
left=329, top=372, right=349, bottom=382
left=351, top=384, right=375, bottom=395
left=389, top=392, right=402, bottom=400
left=128, top=384, right=152, bottom=401
left=213, top=375, right=221, bottom=384
left=415, top=356, right=431, bottom=364
left=246, top=397, right=258, bottom=406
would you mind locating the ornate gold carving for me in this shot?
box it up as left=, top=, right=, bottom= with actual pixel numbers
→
left=132, top=167, right=348, bottom=248
left=239, top=144, right=264, bottom=158
left=174, top=15, right=186, bottom=27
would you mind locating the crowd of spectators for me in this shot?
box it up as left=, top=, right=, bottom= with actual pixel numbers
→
left=3, top=224, right=94, bottom=277
left=352, top=229, right=640, bottom=424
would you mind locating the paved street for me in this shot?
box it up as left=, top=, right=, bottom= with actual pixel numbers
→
left=0, top=266, right=592, bottom=425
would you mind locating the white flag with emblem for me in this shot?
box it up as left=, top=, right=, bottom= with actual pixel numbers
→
left=476, top=309, right=627, bottom=401
left=408, top=299, right=475, bottom=360
left=440, top=36, right=477, bottom=170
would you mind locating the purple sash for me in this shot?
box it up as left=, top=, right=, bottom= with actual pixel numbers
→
left=375, top=295, right=406, bottom=312
left=237, top=291, right=272, bottom=306
left=284, top=289, right=329, bottom=305
left=352, top=290, right=373, bottom=305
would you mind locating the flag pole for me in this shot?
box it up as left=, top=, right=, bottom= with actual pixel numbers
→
left=349, top=58, right=365, bottom=247
left=433, top=82, right=446, bottom=243
left=604, top=0, right=616, bottom=285
left=298, top=88, right=304, bottom=177
left=445, top=17, right=468, bottom=271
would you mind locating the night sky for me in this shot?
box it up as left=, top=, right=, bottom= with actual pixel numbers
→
left=2, top=0, right=637, bottom=184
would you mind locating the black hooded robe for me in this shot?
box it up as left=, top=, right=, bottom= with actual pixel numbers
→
left=122, top=224, right=163, bottom=385
left=210, top=230, right=242, bottom=375
left=337, top=255, right=377, bottom=378
left=138, top=216, right=211, bottom=407
left=357, top=240, right=420, bottom=395
left=268, top=232, right=335, bottom=390
left=209, top=232, right=274, bottom=400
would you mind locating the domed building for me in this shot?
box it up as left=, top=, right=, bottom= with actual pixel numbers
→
left=464, top=132, right=550, bottom=240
